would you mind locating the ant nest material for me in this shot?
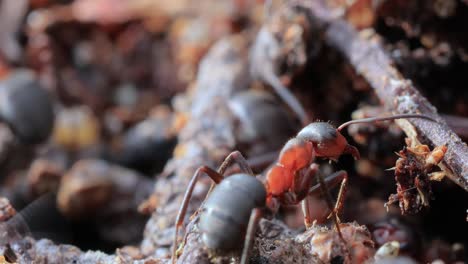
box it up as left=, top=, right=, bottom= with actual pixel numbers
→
left=296, top=222, right=375, bottom=264
left=387, top=138, right=447, bottom=214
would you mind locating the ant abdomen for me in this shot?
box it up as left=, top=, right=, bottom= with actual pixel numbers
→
left=199, top=174, right=266, bottom=250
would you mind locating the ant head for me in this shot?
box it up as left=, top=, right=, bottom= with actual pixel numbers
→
left=296, top=122, right=349, bottom=160
left=296, top=114, right=437, bottom=161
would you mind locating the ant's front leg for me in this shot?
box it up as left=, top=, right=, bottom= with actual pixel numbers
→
left=297, top=165, right=348, bottom=228
left=298, top=167, right=349, bottom=233
left=305, top=170, right=349, bottom=224
left=305, top=170, right=350, bottom=260
left=328, top=171, right=348, bottom=220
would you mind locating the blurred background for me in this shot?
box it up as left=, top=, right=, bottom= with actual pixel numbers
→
left=0, top=0, right=267, bottom=252
left=0, top=0, right=467, bottom=263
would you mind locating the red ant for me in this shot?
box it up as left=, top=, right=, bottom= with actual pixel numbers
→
left=172, top=114, right=436, bottom=264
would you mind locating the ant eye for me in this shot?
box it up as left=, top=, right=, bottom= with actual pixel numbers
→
left=0, top=70, right=54, bottom=144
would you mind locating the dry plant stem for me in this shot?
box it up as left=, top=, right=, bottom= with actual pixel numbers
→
left=295, top=0, right=468, bottom=191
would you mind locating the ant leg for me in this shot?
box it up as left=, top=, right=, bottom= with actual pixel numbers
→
left=301, top=196, right=314, bottom=229
left=316, top=170, right=350, bottom=259
left=306, top=170, right=350, bottom=260
left=300, top=167, right=347, bottom=228
left=173, top=151, right=253, bottom=263
left=240, top=208, right=263, bottom=264
left=308, top=171, right=347, bottom=199
left=218, top=150, right=253, bottom=176
left=203, top=151, right=254, bottom=211
left=329, top=171, right=348, bottom=220
left=172, top=166, right=223, bottom=264
left=306, top=170, right=347, bottom=244
left=225, top=150, right=279, bottom=175
left=296, top=164, right=319, bottom=228
left=307, top=170, right=348, bottom=221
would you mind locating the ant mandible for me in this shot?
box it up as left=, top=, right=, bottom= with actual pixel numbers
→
left=172, top=114, right=436, bottom=264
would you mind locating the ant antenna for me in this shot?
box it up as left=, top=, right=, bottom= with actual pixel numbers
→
left=337, top=114, right=437, bottom=132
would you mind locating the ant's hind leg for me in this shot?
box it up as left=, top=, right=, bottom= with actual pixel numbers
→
left=218, top=150, right=254, bottom=176
left=204, top=151, right=254, bottom=209
left=240, top=208, right=264, bottom=264
left=172, top=166, right=223, bottom=264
